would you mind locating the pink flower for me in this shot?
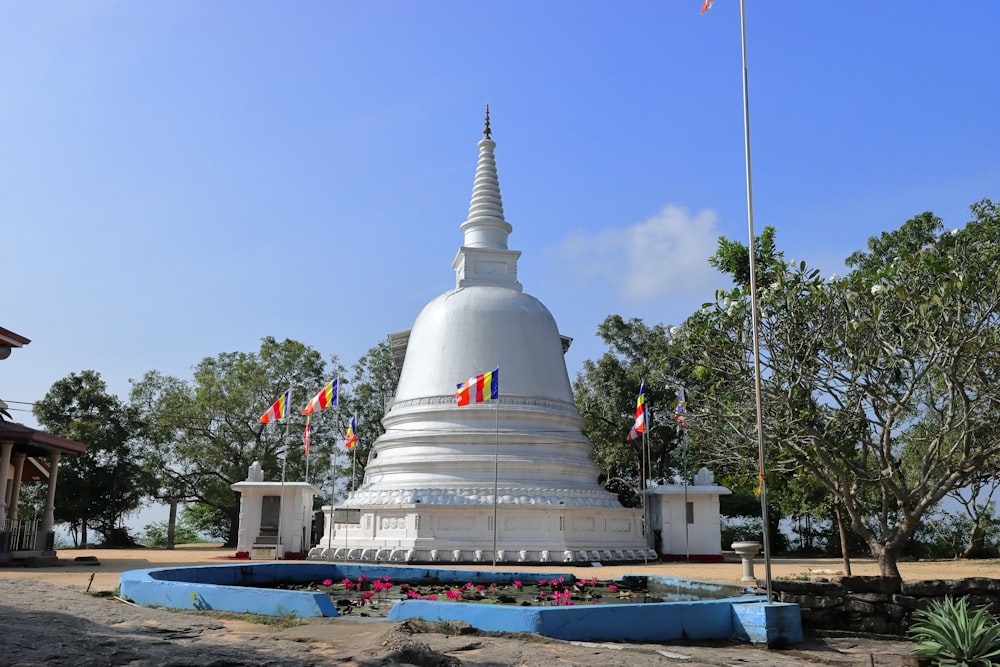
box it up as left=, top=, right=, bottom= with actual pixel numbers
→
left=609, top=585, right=617, bottom=592
left=538, top=579, right=547, bottom=586
left=322, top=579, right=333, bottom=586
left=464, top=582, right=474, bottom=589
left=476, top=584, right=485, bottom=591
left=513, top=580, right=522, bottom=588
left=426, top=594, right=437, bottom=601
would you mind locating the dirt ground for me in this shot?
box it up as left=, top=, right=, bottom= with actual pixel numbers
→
left=3, top=543, right=994, bottom=666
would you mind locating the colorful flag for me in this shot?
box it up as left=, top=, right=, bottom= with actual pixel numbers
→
left=344, top=415, right=358, bottom=450
left=303, top=415, right=313, bottom=455
left=302, top=379, right=338, bottom=415
left=455, top=368, right=499, bottom=406
left=627, top=383, right=647, bottom=441
left=700, top=0, right=714, bottom=14
left=260, top=389, right=291, bottom=424
left=675, top=388, right=687, bottom=427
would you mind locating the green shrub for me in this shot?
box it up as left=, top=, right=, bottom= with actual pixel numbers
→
left=907, top=596, right=1000, bottom=666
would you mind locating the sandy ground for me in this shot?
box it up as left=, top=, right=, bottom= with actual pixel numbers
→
left=3, top=544, right=994, bottom=666
left=7, top=542, right=998, bottom=591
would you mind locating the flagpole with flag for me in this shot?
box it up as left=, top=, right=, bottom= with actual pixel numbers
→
left=626, top=382, right=648, bottom=563
left=455, top=367, right=500, bottom=566
left=303, top=416, right=313, bottom=483
left=738, top=0, right=773, bottom=602
left=344, top=414, right=358, bottom=492
left=676, top=387, right=690, bottom=561
left=260, top=388, right=292, bottom=560
left=703, top=0, right=773, bottom=599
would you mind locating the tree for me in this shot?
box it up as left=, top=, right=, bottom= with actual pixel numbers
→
left=573, top=316, right=684, bottom=506
left=130, top=337, right=342, bottom=547
left=670, top=200, right=1000, bottom=577
left=33, top=371, right=151, bottom=546
left=336, top=341, right=400, bottom=495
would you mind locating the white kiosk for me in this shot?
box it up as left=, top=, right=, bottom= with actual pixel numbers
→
left=231, top=461, right=321, bottom=559
left=643, top=467, right=731, bottom=562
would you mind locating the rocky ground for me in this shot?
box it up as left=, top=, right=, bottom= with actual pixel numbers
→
left=2, top=545, right=984, bottom=666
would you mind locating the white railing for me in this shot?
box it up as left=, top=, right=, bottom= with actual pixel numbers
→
left=3, top=519, right=39, bottom=551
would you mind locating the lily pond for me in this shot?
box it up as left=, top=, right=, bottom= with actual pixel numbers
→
left=278, top=574, right=749, bottom=618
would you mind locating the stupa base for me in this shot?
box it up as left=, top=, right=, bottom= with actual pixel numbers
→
left=307, top=502, right=653, bottom=565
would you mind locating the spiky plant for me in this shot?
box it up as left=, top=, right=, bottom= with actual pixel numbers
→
left=907, top=596, right=1000, bottom=667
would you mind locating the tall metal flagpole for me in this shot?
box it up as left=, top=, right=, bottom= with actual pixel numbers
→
left=639, top=381, right=648, bottom=564
left=327, top=442, right=336, bottom=561
left=304, top=417, right=310, bottom=484
left=739, top=0, right=773, bottom=601
left=276, top=390, right=290, bottom=561
left=492, top=369, right=500, bottom=568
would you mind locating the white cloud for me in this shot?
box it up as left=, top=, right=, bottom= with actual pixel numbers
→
left=555, top=205, right=721, bottom=302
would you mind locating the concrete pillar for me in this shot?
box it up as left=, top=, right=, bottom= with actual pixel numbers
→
left=40, top=451, right=61, bottom=534
left=8, top=452, right=26, bottom=522
left=0, top=440, right=13, bottom=523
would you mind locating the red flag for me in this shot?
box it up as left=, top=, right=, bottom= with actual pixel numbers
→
left=302, top=379, right=337, bottom=415
left=344, top=415, right=358, bottom=450
left=260, top=390, right=291, bottom=424
left=455, top=368, right=499, bottom=406
left=303, top=415, right=313, bottom=455
left=627, top=383, right=647, bottom=441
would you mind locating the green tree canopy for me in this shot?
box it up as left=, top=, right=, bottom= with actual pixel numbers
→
left=573, top=315, right=684, bottom=506
left=336, top=341, right=400, bottom=494
left=669, top=199, right=1000, bottom=576
left=130, top=337, right=342, bottom=546
left=34, top=370, right=151, bottom=546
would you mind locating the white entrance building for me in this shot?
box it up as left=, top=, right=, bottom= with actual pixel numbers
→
left=309, top=112, right=651, bottom=564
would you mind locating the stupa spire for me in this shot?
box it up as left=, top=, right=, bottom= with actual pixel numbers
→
left=453, top=106, right=521, bottom=290
left=461, top=104, right=512, bottom=250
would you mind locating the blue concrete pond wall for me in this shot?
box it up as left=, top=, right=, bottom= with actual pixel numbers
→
left=118, top=562, right=802, bottom=645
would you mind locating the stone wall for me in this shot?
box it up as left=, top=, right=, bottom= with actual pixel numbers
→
left=772, top=576, right=1000, bottom=636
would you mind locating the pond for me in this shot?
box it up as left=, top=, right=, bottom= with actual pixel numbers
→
left=119, top=562, right=801, bottom=644
left=279, top=573, right=750, bottom=618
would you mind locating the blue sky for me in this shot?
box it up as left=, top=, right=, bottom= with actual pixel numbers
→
left=3, top=1, right=998, bottom=430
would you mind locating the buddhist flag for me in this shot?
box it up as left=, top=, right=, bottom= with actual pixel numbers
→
left=456, top=368, right=499, bottom=406
left=303, top=415, right=313, bottom=455
left=344, top=415, right=358, bottom=450
left=675, top=388, right=687, bottom=427
left=260, top=389, right=292, bottom=424
left=700, top=0, right=713, bottom=14
left=627, top=383, right=647, bottom=441
left=302, top=379, right=337, bottom=415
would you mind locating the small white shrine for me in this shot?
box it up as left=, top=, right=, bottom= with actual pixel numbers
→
left=643, top=467, right=732, bottom=562
left=231, top=461, right=321, bottom=559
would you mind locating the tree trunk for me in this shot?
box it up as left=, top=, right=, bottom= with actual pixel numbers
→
left=834, top=505, right=852, bottom=576
left=166, top=500, right=177, bottom=550
left=81, top=521, right=88, bottom=548
left=875, top=543, right=902, bottom=578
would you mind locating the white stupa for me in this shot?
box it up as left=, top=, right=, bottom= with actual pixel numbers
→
left=310, top=110, right=651, bottom=564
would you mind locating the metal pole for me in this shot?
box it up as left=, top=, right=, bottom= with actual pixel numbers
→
left=276, top=411, right=289, bottom=561
left=739, top=0, right=773, bottom=601
left=327, top=444, right=336, bottom=561
left=492, top=397, right=499, bottom=567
